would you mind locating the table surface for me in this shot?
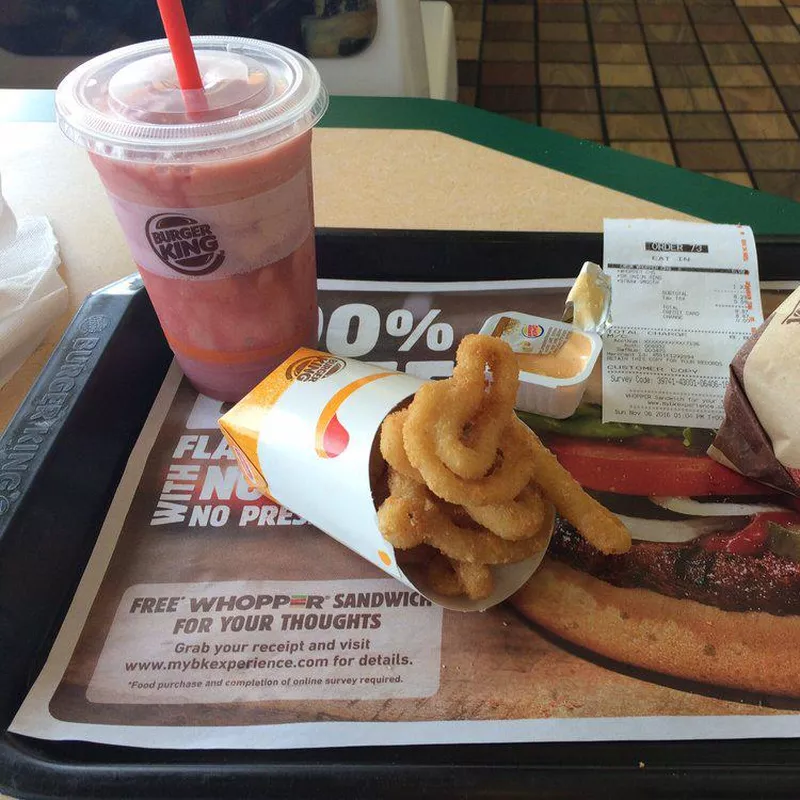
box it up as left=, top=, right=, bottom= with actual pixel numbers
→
left=1, top=90, right=799, bottom=800
left=6, top=91, right=799, bottom=432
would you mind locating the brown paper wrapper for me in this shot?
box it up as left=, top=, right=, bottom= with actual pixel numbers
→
left=709, top=287, right=800, bottom=496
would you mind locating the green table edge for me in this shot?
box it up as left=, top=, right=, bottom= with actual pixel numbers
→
left=4, top=90, right=800, bottom=236
left=322, top=97, right=800, bottom=236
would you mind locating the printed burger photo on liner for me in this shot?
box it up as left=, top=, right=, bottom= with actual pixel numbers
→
left=514, top=287, right=800, bottom=700
left=219, top=282, right=800, bottom=706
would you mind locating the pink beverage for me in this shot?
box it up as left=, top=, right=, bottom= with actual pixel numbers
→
left=55, top=37, right=328, bottom=400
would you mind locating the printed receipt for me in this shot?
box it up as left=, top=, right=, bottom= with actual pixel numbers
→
left=602, top=219, right=762, bottom=428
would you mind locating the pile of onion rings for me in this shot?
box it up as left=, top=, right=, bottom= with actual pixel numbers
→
left=377, top=334, right=631, bottom=600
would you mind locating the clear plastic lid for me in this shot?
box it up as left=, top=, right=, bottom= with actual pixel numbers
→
left=55, top=36, right=328, bottom=162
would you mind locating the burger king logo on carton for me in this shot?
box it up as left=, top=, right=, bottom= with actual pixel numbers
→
left=287, top=355, right=346, bottom=383
left=145, top=213, right=225, bottom=276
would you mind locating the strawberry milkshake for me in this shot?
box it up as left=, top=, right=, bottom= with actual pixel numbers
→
left=55, top=37, right=328, bottom=400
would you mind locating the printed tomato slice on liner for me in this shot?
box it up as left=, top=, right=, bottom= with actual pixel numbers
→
left=702, top=511, right=800, bottom=555
left=544, top=435, right=779, bottom=497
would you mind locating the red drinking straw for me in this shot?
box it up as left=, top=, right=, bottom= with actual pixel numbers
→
left=156, top=0, right=204, bottom=92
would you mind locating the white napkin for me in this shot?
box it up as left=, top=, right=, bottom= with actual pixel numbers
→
left=0, top=174, right=16, bottom=249
left=0, top=181, right=68, bottom=388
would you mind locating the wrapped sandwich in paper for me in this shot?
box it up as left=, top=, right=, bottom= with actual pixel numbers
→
left=219, top=348, right=553, bottom=612
left=709, top=286, right=800, bottom=496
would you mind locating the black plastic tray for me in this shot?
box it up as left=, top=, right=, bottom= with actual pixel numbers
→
left=2, top=229, right=800, bottom=800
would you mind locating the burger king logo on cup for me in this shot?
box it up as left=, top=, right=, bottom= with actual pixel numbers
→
left=522, top=323, right=545, bottom=339
left=145, top=213, right=225, bottom=276
left=286, top=355, right=346, bottom=383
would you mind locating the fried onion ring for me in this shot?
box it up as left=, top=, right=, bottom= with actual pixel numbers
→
left=430, top=334, right=520, bottom=480
left=379, top=408, right=423, bottom=482
left=527, top=430, right=631, bottom=555
left=377, top=494, right=545, bottom=564
left=426, top=554, right=463, bottom=596
left=372, top=332, right=631, bottom=600
left=395, top=543, right=438, bottom=567
left=451, top=560, right=494, bottom=600
left=426, top=555, right=493, bottom=600
left=403, top=391, right=534, bottom=506
left=386, top=468, right=427, bottom=499
left=462, top=482, right=546, bottom=541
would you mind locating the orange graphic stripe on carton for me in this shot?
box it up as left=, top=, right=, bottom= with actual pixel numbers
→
left=314, top=373, right=395, bottom=459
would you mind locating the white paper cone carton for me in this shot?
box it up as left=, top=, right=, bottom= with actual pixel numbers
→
left=219, top=349, right=552, bottom=611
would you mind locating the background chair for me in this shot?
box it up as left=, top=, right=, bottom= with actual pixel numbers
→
left=0, top=0, right=457, bottom=100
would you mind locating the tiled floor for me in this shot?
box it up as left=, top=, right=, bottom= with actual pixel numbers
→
left=454, top=0, right=800, bottom=201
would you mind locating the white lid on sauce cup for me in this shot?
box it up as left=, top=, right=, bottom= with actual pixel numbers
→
left=219, top=350, right=553, bottom=612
